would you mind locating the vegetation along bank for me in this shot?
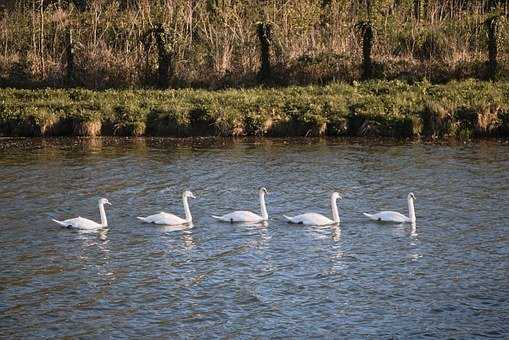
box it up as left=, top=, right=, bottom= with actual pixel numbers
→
left=1, top=1, right=508, bottom=88
left=1, top=80, right=508, bottom=139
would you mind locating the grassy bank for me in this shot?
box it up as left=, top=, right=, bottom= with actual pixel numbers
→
left=1, top=80, right=508, bottom=139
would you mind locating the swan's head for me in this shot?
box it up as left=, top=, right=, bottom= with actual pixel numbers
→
left=408, top=193, right=416, bottom=201
left=259, top=187, right=268, bottom=195
left=184, top=191, right=196, bottom=199
left=331, top=192, right=342, bottom=200
left=99, top=198, right=111, bottom=206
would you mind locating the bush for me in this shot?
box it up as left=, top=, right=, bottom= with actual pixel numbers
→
left=415, top=30, right=449, bottom=61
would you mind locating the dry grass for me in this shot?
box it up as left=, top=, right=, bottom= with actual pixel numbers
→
left=0, top=1, right=507, bottom=88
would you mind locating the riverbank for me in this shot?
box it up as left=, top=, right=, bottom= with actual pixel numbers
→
left=1, top=80, right=508, bottom=139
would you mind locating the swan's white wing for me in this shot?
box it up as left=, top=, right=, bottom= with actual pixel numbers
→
left=364, top=211, right=408, bottom=223
left=284, top=213, right=334, bottom=226
left=53, top=216, right=102, bottom=230
left=138, top=212, right=187, bottom=225
left=212, top=211, right=263, bottom=223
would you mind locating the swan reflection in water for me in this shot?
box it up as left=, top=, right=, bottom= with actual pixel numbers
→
left=158, top=223, right=196, bottom=250
left=410, top=223, right=417, bottom=237
left=245, top=221, right=271, bottom=249
left=236, top=220, right=269, bottom=228
left=331, top=224, right=341, bottom=242
left=70, top=226, right=117, bottom=283
left=304, top=222, right=341, bottom=241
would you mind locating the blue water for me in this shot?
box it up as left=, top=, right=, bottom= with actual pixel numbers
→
left=1, top=138, right=508, bottom=338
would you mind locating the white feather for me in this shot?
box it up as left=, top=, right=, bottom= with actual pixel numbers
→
left=212, top=210, right=264, bottom=223
left=138, top=191, right=195, bottom=226
left=363, top=193, right=416, bottom=224
left=51, top=198, right=111, bottom=230
left=284, top=192, right=341, bottom=226
left=284, top=213, right=335, bottom=226
left=212, top=188, right=269, bottom=223
left=137, top=212, right=188, bottom=225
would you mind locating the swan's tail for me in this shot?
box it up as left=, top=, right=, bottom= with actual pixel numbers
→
left=283, top=215, right=294, bottom=223
left=51, top=218, right=67, bottom=227
left=137, top=216, right=148, bottom=223
left=363, top=213, right=374, bottom=219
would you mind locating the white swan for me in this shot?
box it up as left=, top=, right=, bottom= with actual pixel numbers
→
left=137, top=190, right=196, bottom=225
left=52, top=198, right=111, bottom=230
left=363, top=192, right=416, bottom=224
left=212, top=187, right=268, bottom=223
left=284, top=192, right=341, bottom=225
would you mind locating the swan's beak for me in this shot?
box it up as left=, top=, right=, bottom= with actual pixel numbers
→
left=190, top=194, right=196, bottom=199
left=106, top=201, right=112, bottom=205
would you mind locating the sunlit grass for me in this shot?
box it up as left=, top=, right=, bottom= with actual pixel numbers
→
left=0, top=80, right=507, bottom=139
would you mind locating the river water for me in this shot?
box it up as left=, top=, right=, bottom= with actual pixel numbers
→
left=0, top=138, right=508, bottom=338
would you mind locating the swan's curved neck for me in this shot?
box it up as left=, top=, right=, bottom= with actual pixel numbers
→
left=408, top=197, right=416, bottom=223
left=331, top=196, right=340, bottom=223
left=99, top=203, right=108, bottom=227
left=182, top=194, right=192, bottom=223
left=259, top=191, right=268, bottom=220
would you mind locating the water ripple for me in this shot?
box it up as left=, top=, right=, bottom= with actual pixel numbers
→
left=0, top=138, right=508, bottom=338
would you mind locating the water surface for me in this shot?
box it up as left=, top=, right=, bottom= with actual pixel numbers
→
left=1, top=138, right=508, bottom=338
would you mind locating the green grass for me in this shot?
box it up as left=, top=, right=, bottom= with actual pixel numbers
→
left=1, top=80, right=508, bottom=139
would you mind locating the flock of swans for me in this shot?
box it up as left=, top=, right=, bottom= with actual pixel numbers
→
left=51, top=188, right=417, bottom=230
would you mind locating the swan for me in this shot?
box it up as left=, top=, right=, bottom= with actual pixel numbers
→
left=137, top=190, right=196, bottom=225
left=52, top=198, right=111, bottom=230
left=363, top=192, right=416, bottom=224
left=284, top=192, right=341, bottom=225
left=212, top=187, right=268, bottom=223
